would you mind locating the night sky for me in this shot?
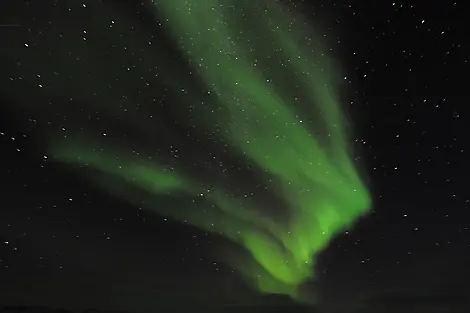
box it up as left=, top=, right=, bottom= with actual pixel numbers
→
left=1, top=1, right=469, bottom=313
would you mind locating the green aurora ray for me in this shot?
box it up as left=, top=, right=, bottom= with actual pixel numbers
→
left=3, top=0, right=371, bottom=303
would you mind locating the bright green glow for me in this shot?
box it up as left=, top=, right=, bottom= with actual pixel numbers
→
left=44, top=0, right=370, bottom=302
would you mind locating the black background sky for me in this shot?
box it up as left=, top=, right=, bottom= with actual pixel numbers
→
left=1, top=1, right=469, bottom=313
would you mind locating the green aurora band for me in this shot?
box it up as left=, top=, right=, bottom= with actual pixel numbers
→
left=146, top=0, right=371, bottom=299
left=5, top=0, right=371, bottom=303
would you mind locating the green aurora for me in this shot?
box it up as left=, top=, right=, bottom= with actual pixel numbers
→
left=5, top=0, right=371, bottom=303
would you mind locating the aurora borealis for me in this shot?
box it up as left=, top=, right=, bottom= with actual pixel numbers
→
left=2, top=0, right=371, bottom=304
left=3, top=0, right=470, bottom=311
left=48, top=0, right=371, bottom=300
